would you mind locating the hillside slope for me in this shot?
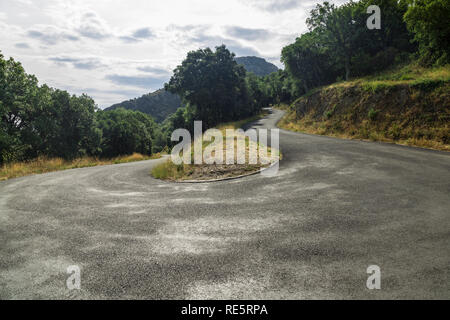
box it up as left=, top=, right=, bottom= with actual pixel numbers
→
left=106, top=89, right=182, bottom=123
left=278, top=64, right=450, bottom=151
left=235, top=56, right=278, bottom=76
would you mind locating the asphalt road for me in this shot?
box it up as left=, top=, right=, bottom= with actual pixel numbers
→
left=1, top=109, right=449, bottom=299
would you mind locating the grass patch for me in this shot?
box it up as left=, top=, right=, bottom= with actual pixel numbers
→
left=0, top=153, right=162, bottom=181
left=362, top=81, right=390, bottom=93
left=151, top=161, right=186, bottom=180
left=330, top=63, right=450, bottom=90
left=368, top=108, right=379, bottom=121
left=324, top=105, right=337, bottom=119
left=151, top=112, right=281, bottom=181
left=303, top=87, right=322, bottom=98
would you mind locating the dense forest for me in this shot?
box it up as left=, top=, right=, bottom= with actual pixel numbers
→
left=1, top=0, right=449, bottom=166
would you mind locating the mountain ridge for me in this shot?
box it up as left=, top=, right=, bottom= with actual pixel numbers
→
left=235, top=56, right=278, bottom=76
left=105, top=89, right=182, bottom=122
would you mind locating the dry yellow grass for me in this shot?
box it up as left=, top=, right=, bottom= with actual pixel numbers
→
left=0, top=153, right=162, bottom=181
left=278, top=110, right=450, bottom=152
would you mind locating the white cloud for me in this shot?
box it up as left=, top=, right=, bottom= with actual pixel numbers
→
left=74, top=11, right=111, bottom=40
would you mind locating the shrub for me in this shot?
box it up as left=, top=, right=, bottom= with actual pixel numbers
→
left=368, top=108, right=379, bottom=121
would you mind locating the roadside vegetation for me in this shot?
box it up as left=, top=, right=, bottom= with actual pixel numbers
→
left=0, top=153, right=162, bottom=181
left=151, top=114, right=280, bottom=181
left=345, top=63, right=450, bottom=89
left=274, top=0, right=449, bottom=151
left=278, top=63, right=449, bottom=151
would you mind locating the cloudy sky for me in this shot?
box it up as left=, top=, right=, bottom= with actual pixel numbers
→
left=0, top=0, right=345, bottom=108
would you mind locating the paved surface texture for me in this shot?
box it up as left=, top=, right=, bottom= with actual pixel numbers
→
left=1, top=109, right=449, bottom=299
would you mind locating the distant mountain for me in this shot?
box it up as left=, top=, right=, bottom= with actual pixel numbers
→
left=105, top=89, right=182, bottom=123
left=235, top=56, right=279, bottom=76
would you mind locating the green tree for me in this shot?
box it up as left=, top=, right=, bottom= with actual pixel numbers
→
left=96, top=108, right=155, bottom=158
left=282, top=31, right=337, bottom=91
left=307, top=1, right=365, bottom=80
left=165, top=45, right=251, bottom=128
left=279, top=0, right=414, bottom=99
left=350, top=0, right=414, bottom=75
left=0, top=53, right=42, bottom=162
left=246, top=73, right=270, bottom=112
left=404, top=0, right=450, bottom=65
left=1, top=52, right=102, bottom=163
left=44, top=90, right=100, bottom=159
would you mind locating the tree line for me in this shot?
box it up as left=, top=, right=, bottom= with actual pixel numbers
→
left=0, top=52, right=165, bottom=164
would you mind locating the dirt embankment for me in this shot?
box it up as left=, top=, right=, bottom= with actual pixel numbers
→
left=279, top=81, right=450, bottom=151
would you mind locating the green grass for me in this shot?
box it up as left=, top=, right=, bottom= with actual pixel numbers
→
left=362, top=81, right=391, bottom=93
left=151, top=160, right=186, bottom=180
left=329, top=63, right=450, bottom=91
left=324, top=105, right=337, bottom=119
left=368, top=108, right=379, bottom=121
